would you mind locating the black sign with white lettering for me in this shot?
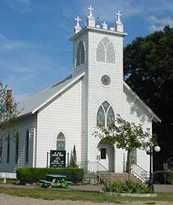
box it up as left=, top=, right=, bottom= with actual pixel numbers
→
left=50, top=150, right=66, bottom=168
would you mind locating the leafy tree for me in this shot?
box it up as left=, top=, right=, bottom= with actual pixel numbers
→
left=124, top=26, right=173, bottom=168
left=93, top=115, right=154, bottom=174
left=0, top=82, right=17, bottom=130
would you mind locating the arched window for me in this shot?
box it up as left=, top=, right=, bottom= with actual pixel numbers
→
left=97, top=101, right=115, bottom=128
left=76, top=41, right=85, bottom=66
left=25, top=130, right=29, bottom=163
left=57, top=132, right=65, bottom=151
left=107, top=107, right=115, bottom=128
left=96, top=37, right=115, bottom=64
left=97, top=106, right=105, bottom=127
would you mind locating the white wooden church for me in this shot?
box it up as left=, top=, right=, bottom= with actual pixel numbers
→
left=0, top=7, right=160, bottom=179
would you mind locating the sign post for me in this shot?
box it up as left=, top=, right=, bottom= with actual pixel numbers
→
left=50, top=150, right=66, bottom=168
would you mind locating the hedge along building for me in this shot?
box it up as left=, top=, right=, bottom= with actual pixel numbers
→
left=0, top=6, right=160, bottom=178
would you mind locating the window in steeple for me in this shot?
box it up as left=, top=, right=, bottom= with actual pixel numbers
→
left=76, top=41, right=85, bottom=66
left=96, top=37, right=115, bottom=64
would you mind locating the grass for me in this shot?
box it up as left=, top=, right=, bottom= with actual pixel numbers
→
left=0, top=179, right=16, bottom=184
left=0, top=187, right=173, bottom=203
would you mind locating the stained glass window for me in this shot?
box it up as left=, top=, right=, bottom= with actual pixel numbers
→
left=97, top=106, right=105, bottom=127
left=57, top=132, right=65, bottom=151
left=107, top=107, right=115, bottom=128
left=102, top=101, right=110, bottom=112
left=76, top=41, right=85, bottom=66
left=97, top=101, right=115, bottom=128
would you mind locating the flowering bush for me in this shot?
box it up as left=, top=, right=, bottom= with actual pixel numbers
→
left=93, top=114, right=155, bottom=173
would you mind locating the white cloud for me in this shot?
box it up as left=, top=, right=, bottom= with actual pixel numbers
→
left=80, top=0, right=141, bottom=20
left=148, top=15, right=173, bottom=31
left=80, top=0, right=173, bottom=31
left=0, top=33, right=34, bottom=52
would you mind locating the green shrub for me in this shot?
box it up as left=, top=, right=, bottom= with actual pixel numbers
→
left=103, top=180, right=151, bottom=193
left=167, top=173, right=173, bottom=184
left=16, top=168, right=84, bottom=184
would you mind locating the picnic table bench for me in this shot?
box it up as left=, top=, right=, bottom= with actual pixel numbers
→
left=40, top=174, right=72, bottom=188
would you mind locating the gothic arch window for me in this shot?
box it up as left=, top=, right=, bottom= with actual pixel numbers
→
left=76, top=41, right=85, bottom=66
left=97, top=101, right=115, bottom=128
left=96, top=37, right=115, bottom=64
left=57, top=132, right=65, bottom=151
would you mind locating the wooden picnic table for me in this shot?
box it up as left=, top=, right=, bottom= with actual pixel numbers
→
left=40, top=174, right=72, bottom=188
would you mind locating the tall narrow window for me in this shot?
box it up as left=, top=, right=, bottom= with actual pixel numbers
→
left=76, top=41, right=85, bottom=66
left=97, top=106, right=105, bottom=127
left=7, top=135, right=10, bottom=163
left=25, top=130, right=29, bottom=163
left=0, top=136, right=3, bottom=162
left=15, top=132, right=19, bottom=164
left=107, top=107, right=115, bottom=128
left=97, top=101, right=115, bottom=128
left=57, top=132, right=65, bottom=151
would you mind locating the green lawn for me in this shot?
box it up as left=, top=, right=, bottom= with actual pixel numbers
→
left=0, top=187, right=173, bottom=203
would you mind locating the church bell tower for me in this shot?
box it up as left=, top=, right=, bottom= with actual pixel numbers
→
left=70, top=6, right=127, bottom=170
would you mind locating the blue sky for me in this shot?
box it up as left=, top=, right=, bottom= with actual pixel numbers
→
left=0, top=0, right=173, bottom=101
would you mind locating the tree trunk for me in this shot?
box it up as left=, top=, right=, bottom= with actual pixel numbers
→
left=126, top=150, right=132, bottom=174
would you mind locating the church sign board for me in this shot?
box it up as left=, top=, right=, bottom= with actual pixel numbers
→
left=50, top=150, right=66, bottom=168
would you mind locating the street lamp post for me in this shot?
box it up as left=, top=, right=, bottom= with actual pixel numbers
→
left=147, top=145, right=161, bottom=192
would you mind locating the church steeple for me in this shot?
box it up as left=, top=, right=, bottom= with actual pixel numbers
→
left=71, top=6, right=127, bottom=72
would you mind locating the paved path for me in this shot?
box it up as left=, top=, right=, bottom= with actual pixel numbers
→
left=0, top=194, right=172, bottom=205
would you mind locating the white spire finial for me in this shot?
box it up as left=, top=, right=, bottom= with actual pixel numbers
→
left=115, top=10, right=124, bottom=32
left=87, top=5, right=95, bottom=27
left=74, top=16, right=82, bottom=33
left=116, top=10, right=122, bottom=23
left=88, top=5, right=94, bottom=17
left=102, top=21, right=108, bottom=29
left=75, top=16, right=81, bottom=27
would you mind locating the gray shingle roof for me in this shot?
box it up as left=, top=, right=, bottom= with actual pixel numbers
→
left=17, top=74, right=73, bottom=117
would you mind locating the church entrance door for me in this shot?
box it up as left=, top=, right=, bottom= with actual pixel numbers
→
left=98, top=144, right=115, bottom=172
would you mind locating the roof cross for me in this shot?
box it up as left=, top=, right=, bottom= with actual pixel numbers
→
left=75, top=16, right=81, bottom=26
left=116, top=10, right=122, bottom=23
left=88, top=5, right=94, bottom=17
